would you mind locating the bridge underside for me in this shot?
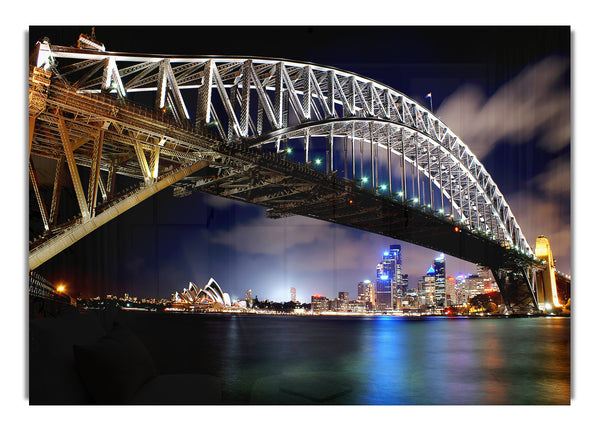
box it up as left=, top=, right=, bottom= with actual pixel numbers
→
left=186, top=156, right=534, bottom=274
left=186, top=159, right=542, bottom=312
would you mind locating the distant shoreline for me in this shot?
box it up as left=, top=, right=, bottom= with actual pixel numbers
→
left=121, top=308, right=570, bottom=319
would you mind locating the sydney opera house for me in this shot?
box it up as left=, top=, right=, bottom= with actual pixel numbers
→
left=172, top=278, right=233, bottom=310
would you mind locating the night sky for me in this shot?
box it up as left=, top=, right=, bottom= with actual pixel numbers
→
left=28, top=26, right=571, bottom=303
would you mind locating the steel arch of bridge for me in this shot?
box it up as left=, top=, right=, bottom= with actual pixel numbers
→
left=29, top=35, right=534, bottom=269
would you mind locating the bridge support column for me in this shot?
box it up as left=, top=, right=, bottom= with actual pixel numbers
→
left=520, top=267, right=539, bottom=311
left=534, top=236, right=563, bottom=312
left=491, top=268, right=513, bottom=313
left=491, top=268, right=538, bottom=314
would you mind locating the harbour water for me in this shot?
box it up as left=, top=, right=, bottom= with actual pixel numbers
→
left=120, top=313, right=571, bottom=405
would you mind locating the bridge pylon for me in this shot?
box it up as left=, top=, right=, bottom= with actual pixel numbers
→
left=491, top=235, right=569, bottom=315
left=534, top=235, right=566, bottom=313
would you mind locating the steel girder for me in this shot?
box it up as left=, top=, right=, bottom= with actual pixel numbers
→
left=29, top=35, right=537, bottom=269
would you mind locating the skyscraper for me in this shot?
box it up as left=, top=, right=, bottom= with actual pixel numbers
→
left=376, top=246, right=404, bottom=310
left=400, top=274, right=409, bottom=297
left=446, top=276, right=456, bottom=306
left=420, top=266, right=436, bottom=307
left=357, top=280, right=375, bottom=308
left=390, top=244, right=403, bottom=307
left=476, top=265, right=498, bottom=292
left=290, top=287, right=297, bottom=303
left=375, top=272, right=393, bottom=311
left=338, top=291, right=349, bottom=311
left=433, top=254, right=446, bottom=307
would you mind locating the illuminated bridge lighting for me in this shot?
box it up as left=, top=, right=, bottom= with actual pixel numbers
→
left=27, top=35, right=569, bottom=314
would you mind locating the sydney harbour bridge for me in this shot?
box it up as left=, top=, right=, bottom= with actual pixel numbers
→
left=28, top=33, right=568, bottom=313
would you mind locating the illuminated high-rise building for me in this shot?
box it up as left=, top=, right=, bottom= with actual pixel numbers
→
left=357, top=281, right=368, bottom=301
left=357, top=280, right=375, bottom=308
left=422, top=266, right=436, bottom=307
left=433, top=254, right=446, bottom=307
left=290, top=287, right=297, bottom=303
left=375, top=272, right=393, bottom=310
left=400, top=274, right=409, bottom=297
left=465, top=275, right=485, bottom=300
left=376, top=246, right=404, bottom=310
left=446, top=276, right=456, bottom=306
left=390, top=244, right=403, bottom=306
left=455, top=274, right=467, bottom=304
left=476, top=265, right=498, bottom=293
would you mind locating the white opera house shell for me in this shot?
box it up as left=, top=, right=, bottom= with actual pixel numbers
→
left=172, top=278, right=232, bottom=308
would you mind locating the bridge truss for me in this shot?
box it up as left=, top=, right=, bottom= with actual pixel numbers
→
left=28, top=34, right=545, bottom=310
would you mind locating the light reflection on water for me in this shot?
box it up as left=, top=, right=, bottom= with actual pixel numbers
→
left=126, top=313, right=570, bottom=405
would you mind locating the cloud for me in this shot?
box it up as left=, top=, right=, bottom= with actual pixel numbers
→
left=207, top=209, right=478, bottom=295
left=436, top=56, right=570, bottom=160
left=531, top=155, right=571, bottom=197
left=209, top=213, right=392, bottom=271
left=209, top=214, right=328, bottom=255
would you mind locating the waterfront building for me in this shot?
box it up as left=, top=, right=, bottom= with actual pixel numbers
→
left=357, top=280, right=375, bottom=306
left=477, top=265, right=498, bottom=293
left=453, top=275, right=467, bottom=305
left=339, top=291, right=349, bottom=303
left=458, top=274, right=485, bottom=303
left=390, top=244, right=403, bottom=303
left=375, top=272, right=393, bottom=311
left=172, top=278, right=232, bottom=309
left=403, top=290, right=419, bottom=309
left=446, top=276, right=456, bottom=306
left=357, top=281, right=367, bottom=300
left=376, top=246, right=405, bottom=310
left=332, top=292, right=349, bottom=311
left=348, top=300, right=367, bottom=313
left=434, top=254, right=446, bottom=307
left=311, top=295, right=329, bottom=314
left=419, top=266, right=436, bottom=307
left=400, top=274, right=409, bottom=297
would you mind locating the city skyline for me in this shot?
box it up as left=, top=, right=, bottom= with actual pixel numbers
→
left=64, top=247, right=500, bottom=304
left=28, top=26, right=570, bottom=304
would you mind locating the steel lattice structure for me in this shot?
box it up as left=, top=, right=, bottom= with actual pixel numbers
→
left=29, top=34, right=543, bottom=303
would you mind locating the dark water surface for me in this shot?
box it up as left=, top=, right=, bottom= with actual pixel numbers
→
left=119, top=312, right=570, bottom=405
